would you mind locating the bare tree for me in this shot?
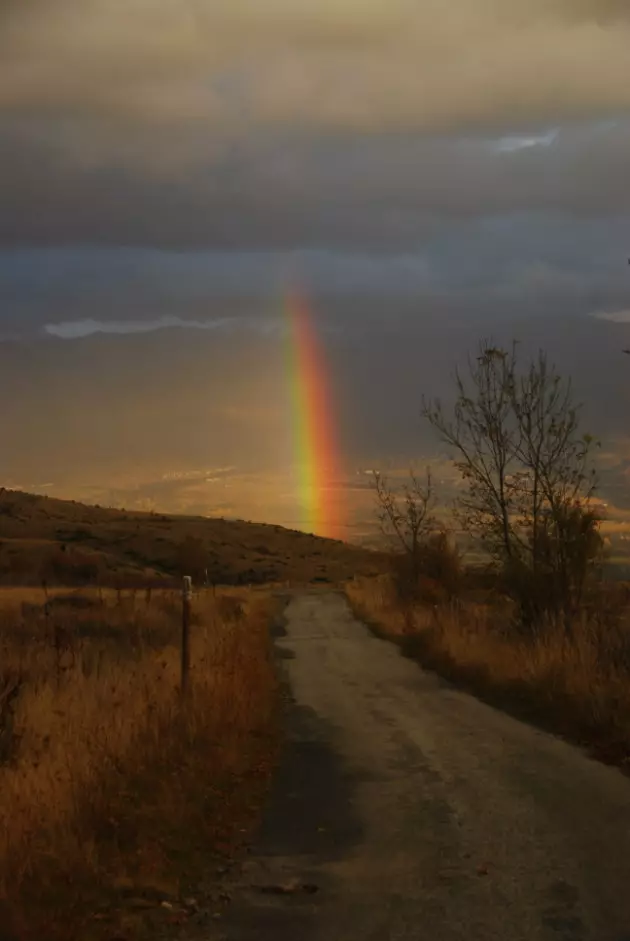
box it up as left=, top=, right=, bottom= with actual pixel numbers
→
left=422, top=344, right=520, bottom=562
left=373, top=468, right=435, bottom=566
left=373, top=467, right=437, bottom=605
left=422, top=340, right=602, bottom=628
left=510, top=350, right=600, bottom=621
left=373, top=468, right=461, bottom=603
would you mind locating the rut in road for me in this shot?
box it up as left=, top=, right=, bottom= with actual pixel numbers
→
left=216, top=591, right=630, bottom=941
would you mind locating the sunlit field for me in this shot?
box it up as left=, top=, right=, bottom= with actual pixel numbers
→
left=347, top=574, right=630, bottom=769
left=0, top=585, right=280, bottom=938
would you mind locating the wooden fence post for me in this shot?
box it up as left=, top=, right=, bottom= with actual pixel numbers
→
left=181, top=576, right=193, bottom=695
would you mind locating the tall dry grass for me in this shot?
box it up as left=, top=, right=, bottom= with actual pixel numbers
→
left=0, top=585, right=280, bottom=938
left=347, top=574, right=630, bottom=767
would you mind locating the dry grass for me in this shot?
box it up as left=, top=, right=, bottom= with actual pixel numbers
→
left=0, top=488, right=388, bottom=588
left=347, top=574, right=630, bottom=769
left=0, top=585, right=281, bottom=939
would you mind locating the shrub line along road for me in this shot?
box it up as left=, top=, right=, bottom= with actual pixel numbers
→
left=214, top=591, right=630, bottom=941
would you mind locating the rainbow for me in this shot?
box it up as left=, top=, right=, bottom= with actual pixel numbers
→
left=284, top=290, right=343, bottom=540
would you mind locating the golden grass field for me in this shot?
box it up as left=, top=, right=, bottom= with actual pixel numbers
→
left=0, top=489, right=387, bottom=588
left=0, top=584, right=281, bottom=939
left=346, top=574, right=630, bottom=770
left=0, top=488, right=386, bottom=938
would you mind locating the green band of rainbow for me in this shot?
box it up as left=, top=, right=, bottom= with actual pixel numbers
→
left=285, top=290, right=343, bottom=539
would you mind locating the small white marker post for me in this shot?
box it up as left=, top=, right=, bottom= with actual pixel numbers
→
left=181, top=575, right=193, bottom=696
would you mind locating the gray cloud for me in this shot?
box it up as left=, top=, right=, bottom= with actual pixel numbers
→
left=1, top=119, right=630, bottom=251
left=2, top=2, right=630, bottom=254
left=3, top=205, right=630, bottom=339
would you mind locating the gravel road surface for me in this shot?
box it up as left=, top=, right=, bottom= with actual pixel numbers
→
left=215, top=591, right=630, bottom=941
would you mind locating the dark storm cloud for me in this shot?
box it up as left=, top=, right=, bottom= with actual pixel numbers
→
left=3, top=1, right=630, bottom=527
left=1, top=120, right=630, bottom=250
left=3, top=206, right=630, bottom=338
left=1, top=1, right=630, bottom=253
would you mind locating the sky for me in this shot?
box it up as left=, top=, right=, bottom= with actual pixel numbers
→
left=2, top=1, right=630, bottom=534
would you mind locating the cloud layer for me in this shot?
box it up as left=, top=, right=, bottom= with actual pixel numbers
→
left=3, top=1, right=630, bottom=136
left=1, top=1, right=629, bottom=257
left=3, top=2, right=630, bottom=532
left=2, top=120, right=630, bottom=251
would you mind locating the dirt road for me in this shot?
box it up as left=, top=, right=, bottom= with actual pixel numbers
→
left=216, top=591, right=630, bottom=940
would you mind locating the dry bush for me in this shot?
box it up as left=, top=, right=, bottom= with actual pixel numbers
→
left=348, top=574, right=411, bottom=635
left=389, top=531, right=463, bottom=606
left=347, top=574, right=630, bottom=766
left=0, top=586, right=279, bottom=937
left=417, top=531, right=463, bottom=598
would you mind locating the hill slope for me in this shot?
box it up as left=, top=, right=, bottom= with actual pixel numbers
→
left=0, top=489, right=386, bottom=587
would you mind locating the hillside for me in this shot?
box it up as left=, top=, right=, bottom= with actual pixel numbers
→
left=0, top=488, right=387, bottom=587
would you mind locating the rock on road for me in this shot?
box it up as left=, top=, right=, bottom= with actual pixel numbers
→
left=216, top=591, right=630, bottom=941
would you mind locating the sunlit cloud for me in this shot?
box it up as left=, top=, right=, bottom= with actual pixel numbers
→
left=2, top=1, right=630, bottom=141
left=44, top=316, right=241, bottom=339
left=495, top=129, right=559, bottom=153
left=592, top=310, right=630, bottom=323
